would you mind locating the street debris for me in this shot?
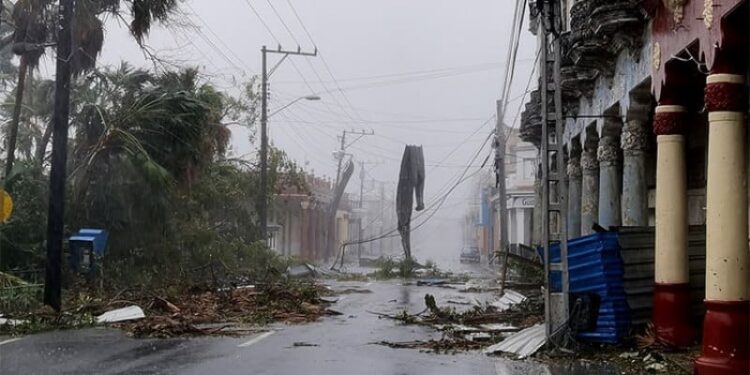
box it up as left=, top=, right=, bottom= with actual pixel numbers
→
left=287, top=264, right=317, bottom=279
left=415, top=278, right=450, bottom=286
left=483, top=323, right=546, bottom=358
left=292, top=342, right=319, bottom=347
left=0, top=316, right=28, bottom=326
left=96, top=305, right=145, bottom=323
left=373, top=339, right=485, bottom=352
left=645, top=362, right=667, bottom=372
left=0, top=281, right=338, bottom=338
left=333, top=288, right=373, bottom=295
left=490, top=290, right=527, bottom=311
left=371, top=289, right=541, bottom=353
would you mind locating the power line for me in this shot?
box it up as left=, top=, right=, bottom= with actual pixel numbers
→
left=270, top=61, right=511, bottom=84
left=185, top=3, right=253, bottom=74
left=241, top=0, right=360, bottom=150
left=335, top=135, right=494, bottom=251
left=264, top=0, right=302, bottom=46
left=284, top=0, right=369, bottom=124
left=241, top=0, right=283, bottom=43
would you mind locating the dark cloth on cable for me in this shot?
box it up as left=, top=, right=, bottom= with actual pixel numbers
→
left=396, top=145, right=425, bottom=259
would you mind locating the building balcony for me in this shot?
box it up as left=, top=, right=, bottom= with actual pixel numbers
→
left=567, top=0, right=647, bottom=78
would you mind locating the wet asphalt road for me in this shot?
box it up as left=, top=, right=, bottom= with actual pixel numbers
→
left=0, top=263, right=618, bottom=375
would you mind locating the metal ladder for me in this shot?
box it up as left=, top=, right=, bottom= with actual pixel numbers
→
left=539, top=0, right=569, bottom=343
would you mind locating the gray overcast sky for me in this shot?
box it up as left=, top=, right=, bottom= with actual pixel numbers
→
left=90, top=0, right=536, bottom=235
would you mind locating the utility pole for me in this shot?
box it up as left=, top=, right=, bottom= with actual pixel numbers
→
left=357, top=161, right=365, bottom=264
left=540, top=0, right=569, bottom=343
left=43, top=0, right=74, bottom=312
left=333, top=129, right=374, bottom=187
left=329, top=129, right=373, bottom=261
left=259, top=45, right=317, bottom=242
left=496, top=100, right=510, bottom=294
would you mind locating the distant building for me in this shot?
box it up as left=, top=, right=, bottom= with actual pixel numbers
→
left=496, top=127, right=537, bottom=249
left=270, top=173, right=353, bottom=261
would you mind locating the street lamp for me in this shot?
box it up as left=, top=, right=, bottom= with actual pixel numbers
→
left=260, top=93, right=321, bottom=242
left=269, top=95, right=321, bottom=118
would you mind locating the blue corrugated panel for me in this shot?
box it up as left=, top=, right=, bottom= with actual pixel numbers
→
left=545, top=232, right=632, bottom=344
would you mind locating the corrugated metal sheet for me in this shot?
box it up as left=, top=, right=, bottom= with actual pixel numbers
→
left=483, top=324, right=546, bottom=358
left=617, top=226, right=706, bottom=326
left=549, top=232, right=631, bottom=343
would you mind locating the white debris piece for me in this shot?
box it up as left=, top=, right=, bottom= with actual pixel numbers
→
left=483, top=324, right=546, bottom=358
left=645, top=363, right=667, bottom=372
left=0, top=317, right=27, bottom=326
left=96, top=305, right=145, bottom=323
left=490, top=290, right=527, bottom=311
left=478, top=323, right=520, bottom=333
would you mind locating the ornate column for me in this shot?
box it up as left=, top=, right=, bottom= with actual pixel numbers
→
left=567, top=155, right=582, bottom=238
left=696, top=71, right=749, bottom=374
left=652, top=104, right=694, bottom=347
left=597, top=135, right=621, bottom=228
left=621, top=120, right=649, bottom=226
left=580, top=148, right=599, bottom=235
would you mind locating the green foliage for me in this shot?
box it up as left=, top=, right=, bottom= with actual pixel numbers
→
left=0, top=271, right=42, bottom=313
left=0, top=64, right=304, bottom=294
left=0, top=162, right=48, bottom=270
left=372, top=257, right=397, bottom=279
left=372, top=257, right=419, bottom=279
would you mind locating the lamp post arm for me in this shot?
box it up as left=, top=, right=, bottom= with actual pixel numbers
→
left=269, top=96, right=304, bottom=118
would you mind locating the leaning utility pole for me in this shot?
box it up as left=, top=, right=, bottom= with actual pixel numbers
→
left=259, top=45, right=317, bottom=242
left=357, top=161, right=365, bottom=263
left=328, top=129, right=373, bottom=260
left=43, top=0, right=74, bottom=311
left=496, top=100, right=510, bottom=294
left=333, top=129, right=374, bottom=183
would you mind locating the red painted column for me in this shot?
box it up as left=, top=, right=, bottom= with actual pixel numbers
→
left=651, top=102, right=695, bottom=347
left=695, top=60, right=750, bottom=375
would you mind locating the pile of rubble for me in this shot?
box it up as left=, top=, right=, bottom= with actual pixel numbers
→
left=373, top=289, right=544, bottom=353
left=0, top=281, right=339, bottom=338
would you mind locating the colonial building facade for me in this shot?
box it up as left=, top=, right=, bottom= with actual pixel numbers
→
left=520, top=1, right=748, bottom=373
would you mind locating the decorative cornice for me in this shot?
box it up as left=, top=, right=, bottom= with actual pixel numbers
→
left=597, top=136, right=620, bottom=166
left=581, top=149, right=599, bottom=172
left=622, top=120, right=650, bottom=153
left=567, top=157, right=583, bottom=178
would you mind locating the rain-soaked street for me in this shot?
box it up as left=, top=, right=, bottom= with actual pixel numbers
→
left=0, top=263, right=619, bottom=375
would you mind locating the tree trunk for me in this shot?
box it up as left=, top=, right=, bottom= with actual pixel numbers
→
left=34, top=119, right=53, bottom=168
left=5, top=54, right=29, bottom=177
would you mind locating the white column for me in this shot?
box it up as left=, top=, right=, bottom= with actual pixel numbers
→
left=621, top=120, right=649, bottom=226
left=567, top=155, right=582, bottom=238
left=597, top=135, right=621, bottom=228
left=651, top=104, right=694, bottom=347
left=696, top=72, right=749, bottom=374
left=580, top=148, right=599, bottom=235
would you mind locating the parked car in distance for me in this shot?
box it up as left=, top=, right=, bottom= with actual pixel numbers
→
left=460, top=246, right=481, bottom=263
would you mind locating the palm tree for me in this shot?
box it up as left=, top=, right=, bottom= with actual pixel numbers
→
left=3, top=0, right=182, bottom=176
left=4, top=0, right=50, bottom=177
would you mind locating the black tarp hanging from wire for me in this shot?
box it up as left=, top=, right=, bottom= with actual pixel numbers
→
left=396, top=145, right=425, bottom=259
